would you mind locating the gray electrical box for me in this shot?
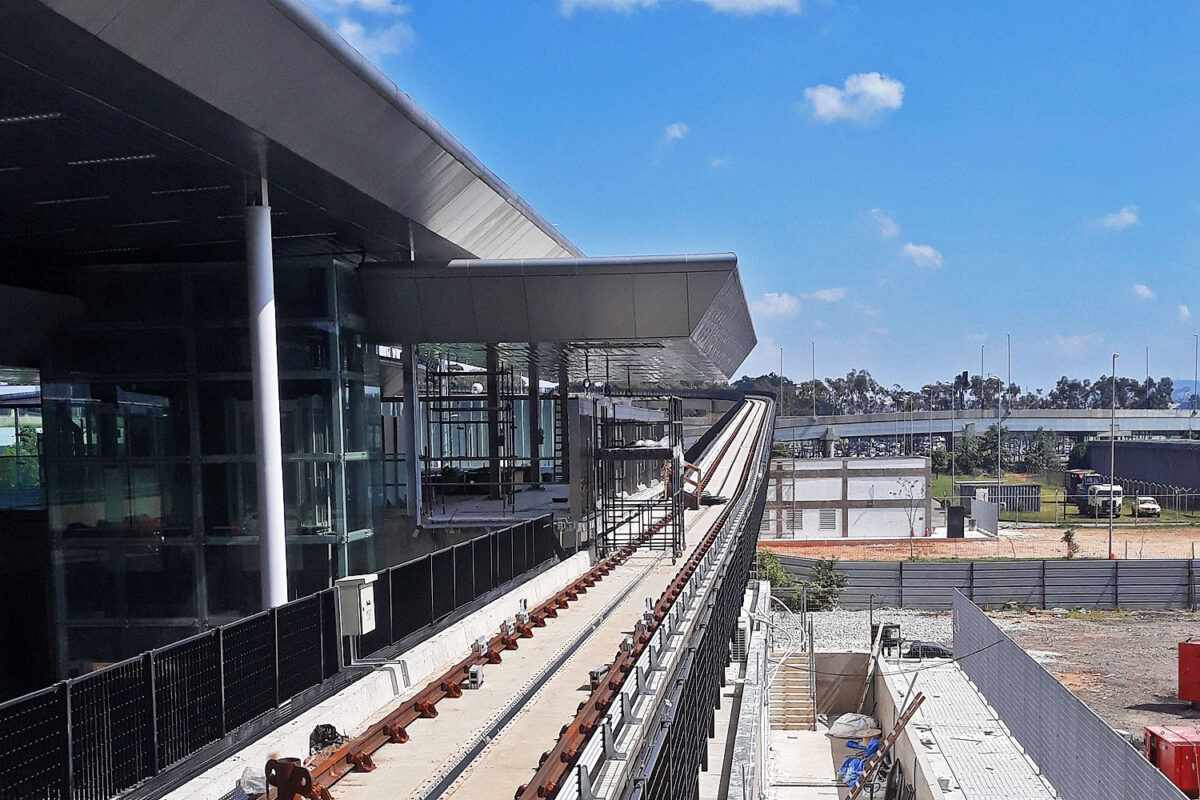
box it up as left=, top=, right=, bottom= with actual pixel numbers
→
left=335, top=574, right=377, bottom=636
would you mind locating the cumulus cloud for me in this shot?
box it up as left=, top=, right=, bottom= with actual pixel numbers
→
left=336, top=17, right=414, bottom=59
left=561, top=0, right=800, bottom=14
left=663, top=122, right=689, bottom=143
left=1096, top=205, right=1139, bottom=231
left=800, top=287, right=846, bottom=302
left=902, top=242, right=943, bottom=270
left=1180, top=305, right=1192, bottom=322
left=696, top=0, right=801, bottom=13
left=1054, top=333, right=1101, bottom=356
left=870, top=208, right=899, bottom=239
left=709, top=157, right=730, bottom=169
left=310, top=0, right=410, bottom=14
left=750, top=292, right=800, bottom=318
left=803, top=72, right=904, bottom=124
left=1133, top=283, right=1155, bottom=301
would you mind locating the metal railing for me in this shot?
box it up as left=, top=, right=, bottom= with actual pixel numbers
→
left=0, top=515, right=559, bottom=800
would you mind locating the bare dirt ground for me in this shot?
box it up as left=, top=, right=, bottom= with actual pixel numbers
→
left=761, top=526, right=1200, bottom=561
left=988, top=608, right=1200, bottom=740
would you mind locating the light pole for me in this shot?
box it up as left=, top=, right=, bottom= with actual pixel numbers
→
left=811, top=340, right=817, bottom=419
left=1109, top=352, right=1119, bottom=559
left=1192, top=334, right=1198, bottom=438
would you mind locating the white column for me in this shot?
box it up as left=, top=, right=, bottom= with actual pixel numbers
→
left=528, top=347, right=541, bottom=489
left=246, top=199, right=288, bottom=609
left=402, top=343, right=423, bottom=519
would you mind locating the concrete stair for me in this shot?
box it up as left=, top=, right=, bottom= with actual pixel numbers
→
left=769, top=652, right=815, bottom=731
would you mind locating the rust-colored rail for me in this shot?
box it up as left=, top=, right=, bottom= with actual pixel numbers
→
left=267, top=541, right=642, bottom=800
left=514, top=401, right=762, bottom=799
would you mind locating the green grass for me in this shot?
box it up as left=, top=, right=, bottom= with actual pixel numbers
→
left=931, top=472, right=1200, bottom=527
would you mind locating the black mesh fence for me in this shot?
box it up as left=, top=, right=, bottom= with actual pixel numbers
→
left=0, top=515, right=558, bottom=800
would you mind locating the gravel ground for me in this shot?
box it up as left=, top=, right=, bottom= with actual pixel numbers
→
left=771, top=607, right=956, bottom=651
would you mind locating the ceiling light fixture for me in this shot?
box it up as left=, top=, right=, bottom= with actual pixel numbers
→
left=151, top=184, right=230, bottom=195
left=112, top=219, right=181, bottom=228
left=33, top=194, right=111, bottom=206
left=0, top=112, right=63, bottom=125
left=68, top=154, right=157, bottom=166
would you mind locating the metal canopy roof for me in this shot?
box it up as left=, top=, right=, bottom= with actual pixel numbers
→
left=362, top=254, right=756, bottom=382
left=0, top=0, right=576, bottom=276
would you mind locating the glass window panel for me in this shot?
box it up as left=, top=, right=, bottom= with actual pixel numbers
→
left=199, top=381, right=255, bottom=455
left=193, top=267, right=248, bottom=322
left=345, top=460, right=376, bottom=534
left=280, top=380, right=333, bottom=455
left=129, top=464, right=192, bottom=536
left=279, top=323, right=334, bottom=371
left=341, top=329, right=365, bottom=373
left=336, top=265, right=363, bottom=319
left=63, top=544, right=196, bottom=620
left=17, top=407, right=42, bottom=457
left=123, top=382, right=189, bottom=457
left=203, top=463, right=256, bottom=536
left=56, top=332, right=185, bottom=375
left=283, top=460, right=334, bottom=535
left=0, top=408, right=13, bottom=452
left=342, top=380, right=368, bottom=453
left=79, top=271, right=183, bottom=323
left=197, top=327, right=250, bottom=373
left=275, top=265, right=330, bottom=319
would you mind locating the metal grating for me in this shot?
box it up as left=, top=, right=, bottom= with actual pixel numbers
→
left=220, top=612, right=276, bottom=731
left=277, top=595, right=324, bottom=701
left=154, top=634, right=222, bottom=769
left=71, top=659, right=150, bottom=800
left=0, top=685, right=68, bottom=800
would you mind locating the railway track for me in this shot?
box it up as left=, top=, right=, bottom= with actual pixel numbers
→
left=267, top=398, right=771, bottom=800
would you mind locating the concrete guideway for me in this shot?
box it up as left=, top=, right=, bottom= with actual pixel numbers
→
left=304, top=399, right=769, bottom=800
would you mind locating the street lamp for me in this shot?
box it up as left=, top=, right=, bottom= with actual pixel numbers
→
left=1109, top=352, right=1119, bottom=560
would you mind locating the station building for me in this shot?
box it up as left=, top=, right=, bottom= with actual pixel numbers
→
left=0, top=0, right=755, bottom=694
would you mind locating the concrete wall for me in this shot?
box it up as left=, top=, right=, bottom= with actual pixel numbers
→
left=781, top=555, right=1199, bottom=611
left=814, top=651, right=871, bottom=719
left=874, top=662, right=944, bottom=800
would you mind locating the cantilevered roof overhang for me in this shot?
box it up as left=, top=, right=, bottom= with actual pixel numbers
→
left=361, top=254, right=756, bottom=382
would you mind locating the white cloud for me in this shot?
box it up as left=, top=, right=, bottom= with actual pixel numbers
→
left=1132, top=283, right=1155, bottom=300
left=560, top=0, right=657, bottom=13
left=853, top=302, right=880, bottom=317
left=309, top=0, right=410, bottom=14
left=799, top=287, right=846, bottom=302
left=561, top=0, right=800, bottom=14
left=870, top=208, right=899, bottom=239
left=696, top=0, right=801, bottom=13
left=663, top=122, right=689, bottom=143
left=803, top=72, right=904, bottom=124
left=709, top=157, right=730, bottom=169
left=750, top=292, right=800, bottom=318
left=1054, top=333, right=1101, bottom=356
left=1179, top=304, right=1192, bottom=322
left=1096, top=205, right=1139, bottom=231
left=902, top=242, right=943, bottom=270
left=336, top=17, right=414, bottom=59
left=867, top=327, right=890, bottom=337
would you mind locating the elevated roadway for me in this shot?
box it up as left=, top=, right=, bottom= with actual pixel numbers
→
left=776, top=408, right=1198, bottom=442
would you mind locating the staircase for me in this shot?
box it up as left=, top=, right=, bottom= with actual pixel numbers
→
left=769, top=652, right=815, bottom=731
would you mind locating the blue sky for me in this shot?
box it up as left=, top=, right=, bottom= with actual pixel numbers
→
left=305, top=0, right=1200, bottom=391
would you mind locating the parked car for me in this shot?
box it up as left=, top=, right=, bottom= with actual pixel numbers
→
left=1134, top=496, right=1162, bottom=517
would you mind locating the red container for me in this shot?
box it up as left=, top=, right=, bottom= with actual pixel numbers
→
left=1145, top=724, right=1200, bottom=797
left=1181, top=641, right=1200, bottom=703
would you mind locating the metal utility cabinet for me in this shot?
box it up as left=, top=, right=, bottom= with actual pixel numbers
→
left=335, top=573, right=378, bottom=636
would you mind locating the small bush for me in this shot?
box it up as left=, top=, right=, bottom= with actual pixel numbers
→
left=805, top=557, right=848, bottom=610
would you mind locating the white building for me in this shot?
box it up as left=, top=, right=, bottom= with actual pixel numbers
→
left=762, top=456, right=931, bottom=539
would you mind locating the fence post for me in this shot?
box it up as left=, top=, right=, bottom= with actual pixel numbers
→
left=61, top=680, right=73, bottom=798
left=1113, top=560, right=1120, bottom=609
left=217, top=627, right=227, bottom=737
left=387, top=567, right=396, bottom=645
left=143, top=650, right=160, bottom=776
left=1040, top=561, right=1047, bottom=609
left=898, top=561, right=904, bottom=608
left=1189, top=558, right=1195, bottom=612
left=968, top=561, right=975, bottom=602
left=271, top=607, right=281, bottom=709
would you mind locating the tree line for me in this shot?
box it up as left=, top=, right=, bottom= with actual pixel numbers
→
left=734, top=368, right=1182, bottom=416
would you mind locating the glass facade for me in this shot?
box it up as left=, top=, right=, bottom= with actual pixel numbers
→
left=0, top=404, right=43, bottom=509
left=41, top=258, right=383, bottom=675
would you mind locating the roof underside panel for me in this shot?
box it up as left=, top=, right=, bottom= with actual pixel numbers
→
left=361, top=254, right=756, bottom=382
left=33, top=0, right=579, bottom=260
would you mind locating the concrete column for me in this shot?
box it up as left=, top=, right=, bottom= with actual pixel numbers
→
left=528, top=347, right=542, bottom=488
left=402, top=344, right=422, bottom=519
left=558, top=354, right=570, bottom=483
left=487, top=345, right=502, bottom=500
left=246, top=194, right=287, bottom=609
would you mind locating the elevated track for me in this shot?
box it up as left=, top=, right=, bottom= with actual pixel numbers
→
left=269, top=397, right=773, bottom=800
